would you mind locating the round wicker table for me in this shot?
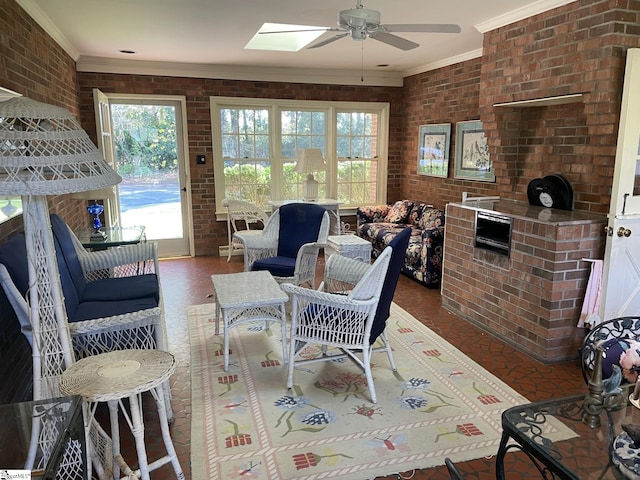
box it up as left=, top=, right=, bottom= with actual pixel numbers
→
left=60, top=349, right=184, bottom=480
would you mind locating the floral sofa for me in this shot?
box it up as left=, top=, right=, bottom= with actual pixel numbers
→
left=356, top=200, right=445, bottom=288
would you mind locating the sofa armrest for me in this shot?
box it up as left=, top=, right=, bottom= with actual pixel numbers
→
left=356, top=205, right=390, bottom=226
left=419, top=225, right=445, bottom=287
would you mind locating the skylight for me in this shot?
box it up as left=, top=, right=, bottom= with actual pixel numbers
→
left=245, top=23, right=327, bottom=52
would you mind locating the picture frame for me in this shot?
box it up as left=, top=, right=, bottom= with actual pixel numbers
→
left=454, top=120, right=494, bottom=182
left=417, top=123, right=451, bottom=178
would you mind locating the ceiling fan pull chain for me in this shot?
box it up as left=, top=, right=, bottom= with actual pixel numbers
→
left=361, top=41, right=364, bottom=83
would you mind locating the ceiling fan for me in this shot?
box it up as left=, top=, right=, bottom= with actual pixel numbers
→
left=261, top=0, right=461, bottom=51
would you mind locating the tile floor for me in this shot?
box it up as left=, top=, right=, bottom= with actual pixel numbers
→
left=117, top=254, right=587, bottom=479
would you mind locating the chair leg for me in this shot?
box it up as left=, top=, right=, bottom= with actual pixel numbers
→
left=363, top=347, right=377, bottom=404
left=287, top=336, right=298, bottom=390
left=380, top=331, right=397, bottom=371
left=279, top=304, right=288, bottom=364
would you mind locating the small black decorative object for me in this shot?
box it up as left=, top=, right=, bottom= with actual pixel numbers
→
left=527, top=174, right=573, bottom=210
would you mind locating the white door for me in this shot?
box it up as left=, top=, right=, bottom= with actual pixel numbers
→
left=599, top=48, right=640, bottom=320
left=93, top=89, right=120, bottom=228
left=93, top=92, right=193, bottom=258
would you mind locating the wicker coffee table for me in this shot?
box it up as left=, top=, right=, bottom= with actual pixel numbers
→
left=211, top=270, right=289, bottom=371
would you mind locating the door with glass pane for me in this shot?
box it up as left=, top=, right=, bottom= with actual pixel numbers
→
left=97, top=96, right=192, bottom=257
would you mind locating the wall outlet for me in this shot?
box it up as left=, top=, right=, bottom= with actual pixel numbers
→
left=196, top=154, right=206, bottom=165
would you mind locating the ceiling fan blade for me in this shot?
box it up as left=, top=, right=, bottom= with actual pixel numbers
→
left=308, top=32, right=349, bottom=49
left=368, top=31, right=419, bottom=51
left=382, top=24, right=461, bottom=34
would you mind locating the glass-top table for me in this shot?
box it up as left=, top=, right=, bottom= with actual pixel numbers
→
left=75, top=225, right=146, bottom=249
left=0, top=395, right=86, bottom=479
left=497, top=385, right=640, bottom=479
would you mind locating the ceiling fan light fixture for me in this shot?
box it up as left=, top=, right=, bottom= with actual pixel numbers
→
left=351, top=29, right=367, bottom=41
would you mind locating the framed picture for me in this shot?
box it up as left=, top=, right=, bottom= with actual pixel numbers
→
left=454, top=120, right=494, bottom=182
left=417, top=123, right=451, bottom=177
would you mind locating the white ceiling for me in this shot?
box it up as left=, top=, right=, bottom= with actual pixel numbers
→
left=19, top=0, right=575, bottom=85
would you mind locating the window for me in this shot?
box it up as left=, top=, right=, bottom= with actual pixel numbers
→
left=219, top=107, right=271, bottom=203
left=211, top=97, right=388, bottom=214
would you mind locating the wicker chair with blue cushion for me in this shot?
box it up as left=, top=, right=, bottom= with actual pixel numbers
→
left=282, top=227, right=411, bottom=403
left=0, top=214, right=167, bottom=359
left=240, top=203, right=330, bottom=288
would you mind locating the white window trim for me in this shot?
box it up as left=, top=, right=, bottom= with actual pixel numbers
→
left=210, top=96, right=389, bottom=219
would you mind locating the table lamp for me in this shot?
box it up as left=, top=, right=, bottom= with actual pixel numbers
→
left=72, top=188, right=115, bottom=240
left=0, top=96, right=122, bottom=401
left=294, top=148, right=326, bottom=202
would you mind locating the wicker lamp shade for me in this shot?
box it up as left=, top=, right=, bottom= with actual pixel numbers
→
left=0, top=97, right=121, bottom=195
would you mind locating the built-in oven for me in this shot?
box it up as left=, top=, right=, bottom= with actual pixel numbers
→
left=474, top=211, right=513, bottom=257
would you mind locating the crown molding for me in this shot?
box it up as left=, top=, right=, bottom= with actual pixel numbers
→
left=402, top=48, right=484, bottom=78
left=475, top=0, right=577, bottom=33
left=75, top=57, right=405, bottom=87
left=16, top=0, right=80, bottom=60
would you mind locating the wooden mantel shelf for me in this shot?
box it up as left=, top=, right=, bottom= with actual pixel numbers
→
left=493, top=93, right=584, bottom=108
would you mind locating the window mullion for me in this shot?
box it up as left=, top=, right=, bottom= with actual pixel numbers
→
left=271, top=104, right=284, bottom=201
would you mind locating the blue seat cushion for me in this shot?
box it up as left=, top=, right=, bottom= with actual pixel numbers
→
left=252, top=256, right=296, bottom=278
left=50, top=214, right=88, bottom=297
left=82, top=274, right=159, bottom=303
left=70, top=297, right=159, bottom=323
left=0, top=232, right=29, bottom=296
left=277, top=203, right=326, bottom=259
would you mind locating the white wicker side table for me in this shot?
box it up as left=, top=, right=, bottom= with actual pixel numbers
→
left=211, top=270, right=289, bottom=371
left=326, top=234, right=372, bottom=262
left=59, top=349, right=184, bottom=480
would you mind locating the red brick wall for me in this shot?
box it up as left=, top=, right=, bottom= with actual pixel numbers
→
left=480, top=0, right=640, bottom=213
left=402, top=0, right=640, bottom=214
left=76, top=75, right=404, bottom=255
left=402, top=58, right=498, bottom=209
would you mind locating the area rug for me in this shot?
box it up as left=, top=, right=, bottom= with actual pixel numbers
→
left=189, top=302, right=569, bottom=480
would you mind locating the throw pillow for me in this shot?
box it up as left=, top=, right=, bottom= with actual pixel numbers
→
left=384, top=200, right=413, bottom=223
left=599, top=337, right=640, bottom=384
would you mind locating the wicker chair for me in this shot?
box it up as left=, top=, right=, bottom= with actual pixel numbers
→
left=223, top=198, right=269, bottom=262
left=240, top=203, right=330, bottom=288
left=0, top=215, right=167, bottom=358
left=282, top=227, right=411, bottom=403
left=0, top=214, right=172, bottom=421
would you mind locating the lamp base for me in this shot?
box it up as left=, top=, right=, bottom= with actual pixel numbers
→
left=302, top=174, right=319, bottom=202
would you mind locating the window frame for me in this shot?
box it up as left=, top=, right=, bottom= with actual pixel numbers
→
left=210, top=96, right=389, bottom=219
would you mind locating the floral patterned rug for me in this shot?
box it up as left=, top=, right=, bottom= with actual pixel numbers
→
left=188, top=302, right=565, bottom=479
